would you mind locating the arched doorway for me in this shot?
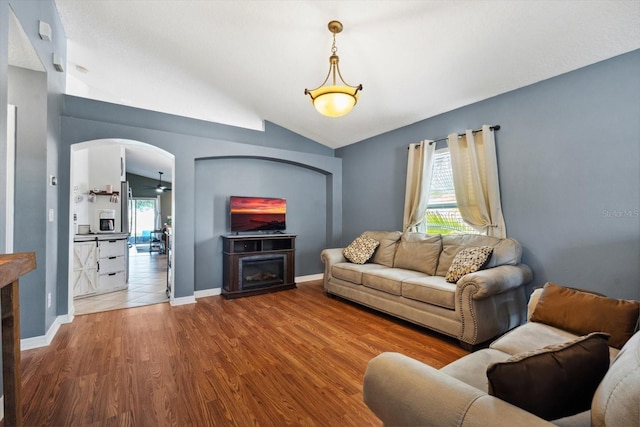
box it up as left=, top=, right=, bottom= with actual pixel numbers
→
left=68, top=139, right=175, bottom=315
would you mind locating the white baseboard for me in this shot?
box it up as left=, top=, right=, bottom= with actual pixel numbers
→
left=58, top=313, right=74, bottom=325
left=170, top=295, right=197, bottom=306
left=194, top=288, right=221, bottom=299
left=190, top=275, right=323, bottom=299
left=21, top=314, right=70, bottom=351
left=296, top=273, right=323, bottom=282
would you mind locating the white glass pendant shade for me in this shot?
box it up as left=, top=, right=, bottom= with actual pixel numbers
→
left=305, top=21, right=362, bottom=118
left=308, top=85, right=360, bottom=117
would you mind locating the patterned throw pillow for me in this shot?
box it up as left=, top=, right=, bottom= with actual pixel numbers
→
left=445, top=246, right=493, bottom=283
left=343, top=235, right=380, bottom=264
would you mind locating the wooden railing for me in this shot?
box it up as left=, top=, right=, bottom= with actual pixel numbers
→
left=0, top=252, right=36, bottom=427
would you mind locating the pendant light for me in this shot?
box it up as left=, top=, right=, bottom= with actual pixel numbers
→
left=304, top=20, right=362, bottom=118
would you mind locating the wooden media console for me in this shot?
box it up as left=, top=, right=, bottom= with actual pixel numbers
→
left=221, top=234, right=296, bottom=298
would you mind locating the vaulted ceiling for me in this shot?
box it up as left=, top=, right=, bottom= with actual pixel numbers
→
left=55, top=1, right=640, bottom=149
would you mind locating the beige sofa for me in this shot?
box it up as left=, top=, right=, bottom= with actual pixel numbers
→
left=363, top=286, right=640, bottom=427
left=321, top=231, right=533, bottom=347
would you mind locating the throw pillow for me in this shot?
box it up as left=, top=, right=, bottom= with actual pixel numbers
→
left=343, top=235, right=380, bottom=264
left=487, top=332, right=611, bottom=421
left=530, top=282, right=640, bottom=349
left=362, top=231, right=402, bottom=267
left=393, top=233, right=442, bottom=275
left=445, top=246, right=493, bottom=283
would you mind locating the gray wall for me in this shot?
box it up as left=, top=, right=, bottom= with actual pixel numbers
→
left=0, top=0, right=66, bottom=338
left=59, top=97, right=342, bottom=304
left=0, top=0, right=66, bottom=394
left=338, top=50, right=640, bottom=300
left=8, top=66, right=47, bottom=337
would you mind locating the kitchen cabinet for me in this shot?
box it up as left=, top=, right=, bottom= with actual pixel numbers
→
left=73, top=241, right=98, bottom=297
left=73, top=234, right=128, bottom=299
left=98, top=238, right=127, bottom=293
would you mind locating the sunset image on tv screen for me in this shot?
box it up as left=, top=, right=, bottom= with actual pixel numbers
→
left=230, top=197, right=286, bottom=232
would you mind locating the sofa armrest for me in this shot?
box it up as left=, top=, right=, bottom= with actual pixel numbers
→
left=320, top=248, right=346, bottom=266
left=527, top=287, right=544, bottom=321
left=457, top=264, right=533, bottom=299
left=363, top=352, right=552, bottom=427
left=320, top=248, right=346, bottom=288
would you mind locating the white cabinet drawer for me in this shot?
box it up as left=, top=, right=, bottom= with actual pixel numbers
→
left=99, top=239, right=126, bottom=258
left=99, top=255, right=125, bottom=274
left=99, top=271, right=126, bottom=292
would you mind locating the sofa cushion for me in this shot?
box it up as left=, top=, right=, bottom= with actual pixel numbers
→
left=332, top=263, right=387, bottom=285
left=441, top=348, right=511, bottom=392
left=401, top=276, right=456, bottom=310
left=530, top=282, right=640, bottom=349
left=343, top=234, right=380, bottom=264
left=445, top=246, right=493, bottom=283
left=436, top=235, right=522, bottom=276
left=393, top=233, right=442, bottom=275
left=362, top=268, right=426, bottom=296
left=362, top=231, right=402, bottom=267
left=487, top=332, right=611, bottom=421
left=490, top=321, right=621, bottom=362
left=491, top=322, right=581, bottom=355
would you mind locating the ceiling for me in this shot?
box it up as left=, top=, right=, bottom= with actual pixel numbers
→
left=7, top=8, right=173, bottom=182
left=50, top=1, right=639, bottom=151
left=8, top=8, right=44, bottom=72
left=124, top=145, right=173, bottom=183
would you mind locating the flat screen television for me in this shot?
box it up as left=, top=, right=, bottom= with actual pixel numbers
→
left=229, top=196, right=286, bottom=233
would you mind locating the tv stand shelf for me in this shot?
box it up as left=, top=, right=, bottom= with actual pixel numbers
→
left=222, top=234, right=296, bottom=299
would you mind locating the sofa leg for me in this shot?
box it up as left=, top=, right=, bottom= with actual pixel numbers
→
left=459, top=339, right=492, bottom=352
left=459, top=341, right=476, bottom=352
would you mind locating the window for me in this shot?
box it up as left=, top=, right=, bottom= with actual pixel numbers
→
left=129, top=197, right=159, bottom=245
left=426, top=149, right=481, bottom=235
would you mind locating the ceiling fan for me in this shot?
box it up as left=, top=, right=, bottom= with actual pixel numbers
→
left=144, top=171, right=172, bottom=193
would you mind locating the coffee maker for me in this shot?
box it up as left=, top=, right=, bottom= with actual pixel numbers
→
left=98, top=209, right=116, bottom=232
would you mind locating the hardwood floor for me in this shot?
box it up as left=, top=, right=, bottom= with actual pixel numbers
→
left=20, top=280, right=468, bottom=426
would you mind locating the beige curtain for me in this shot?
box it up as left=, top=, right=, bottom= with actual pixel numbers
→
left=448, top=125, right=506, bottom=238
left=403, top=141, right=435, bottom=232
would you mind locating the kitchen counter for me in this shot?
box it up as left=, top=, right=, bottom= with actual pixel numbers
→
left=74, top=232, right=129, bottom=242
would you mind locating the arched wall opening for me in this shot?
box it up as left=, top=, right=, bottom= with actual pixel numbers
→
left=67, top=139, right=175, bottom=315
left=194, top=156, right=330, bottom=292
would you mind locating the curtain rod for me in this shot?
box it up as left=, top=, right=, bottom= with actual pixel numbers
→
left=408, top=125, right=500, bottom=148
left=427, top=125, right=500, bottom=146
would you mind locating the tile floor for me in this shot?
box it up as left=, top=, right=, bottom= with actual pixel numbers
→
left=73, top=245, right=169, bottom=316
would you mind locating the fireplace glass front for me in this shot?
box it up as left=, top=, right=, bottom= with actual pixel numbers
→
left=239, top=254, right=286, bottom=290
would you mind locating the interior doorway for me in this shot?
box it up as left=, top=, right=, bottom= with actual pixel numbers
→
left=69, top=140, right=174, bottom=315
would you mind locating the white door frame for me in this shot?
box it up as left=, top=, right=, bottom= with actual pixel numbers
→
left=5, top=105, right=16, bottom=253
